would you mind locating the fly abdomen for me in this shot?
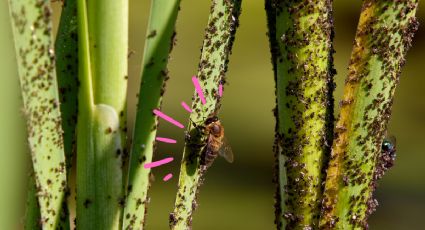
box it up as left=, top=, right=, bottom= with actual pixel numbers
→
left=206, top=149, right=218, bottom=167
left=201, top=146, right=218, bottom=169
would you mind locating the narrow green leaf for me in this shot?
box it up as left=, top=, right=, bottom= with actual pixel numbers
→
left=170, top=0, right=242, bottom=229
left=55, top=1, right=78, bottom=227
left=24, top=173, right=42, bottom=230
left=8, top=0, right=68, bottom=229
left=55, top=0, right=78, bottom=178
left=123, top=0, right=181, bottom=229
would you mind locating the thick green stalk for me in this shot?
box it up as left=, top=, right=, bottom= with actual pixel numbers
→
left=170, top=0, right=241, bottom=229
left=272, top=0, right=335, bottom=229
left=76, top=0, right=128, bottom=229
left=87, top=0, right=128, bottom=127
left=123, top=0, right=180, bottom=229
left=8, top=0, right=68, bottom=229
left=319, top=1, right=419, bottom=229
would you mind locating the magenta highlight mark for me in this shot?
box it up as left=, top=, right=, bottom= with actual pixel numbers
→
left=181, top=101, right=192, bottom=113
left=156, top=137, right=177, bottom=144
left=192, top=76, right=206, bottom=104
left=218, top=84, right=223, bottom=97
left=163, top=173, right=173, bottom=181
left=143, top=157, right=174, bottom=169
left=153, top=109, right=184, bottom=128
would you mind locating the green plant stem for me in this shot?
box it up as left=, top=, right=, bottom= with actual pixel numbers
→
left=169, top=0, right=241, bottom=229
left=24, top=173, right=42, bottom=230
left=76, top=0, right=128, bottom=229
left=8, top=0, right=68, bottom=229
left=319, top=1, right=419, bottom=229
left=264, top=1, right=284, bottom=228
left=271, top=0, right=335, bottom=229
left=55, top=0, right=78, bottom=179
left=55, top=0, right=78, bottom=226
left=122, top=0, right=181, bottom=229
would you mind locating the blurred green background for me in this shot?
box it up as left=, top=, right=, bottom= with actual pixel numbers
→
left=1, top=1, right=424, bottom=229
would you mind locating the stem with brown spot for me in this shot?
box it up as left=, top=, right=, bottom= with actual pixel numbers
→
left=170, top=0, right=241, bottom=229
left=319, top=0, right=419, bottom=229
left=267, top=0, right=335, bottom=229
left=123, top=0, right=181, bottom=229
left=8, top=0, right=68, bottom=229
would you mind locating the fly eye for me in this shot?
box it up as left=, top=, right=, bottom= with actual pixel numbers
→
left=212, top=125, right=220, bottom=134
left=382, top=141, right=391, bottom=151
left=382, top=143, right=388, bottom=151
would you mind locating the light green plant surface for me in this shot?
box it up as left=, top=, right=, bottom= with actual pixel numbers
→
left=169, top=0, right=241, bottom=229
left=75, top=0, right=128, bottom=229
left=123, top=0, right=181, bottom=229
left=8, top=0, right=68, bottom=229
left=0, top=2, right=28, bottom=229
left=320, top=0, right=419, bottom=229
left=270, top=0, right=335, bottom=229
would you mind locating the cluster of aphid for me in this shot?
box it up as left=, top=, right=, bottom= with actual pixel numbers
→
left=376, top=137, right=397, bottom=180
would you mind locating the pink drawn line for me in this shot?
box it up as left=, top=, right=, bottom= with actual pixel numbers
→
left=192, top=76, right=206, bottom=104
left=156, top=137, right=177, bottom=144
left=218, top=84, right=223, bottom=97
left=153, top=109, right=184, bottom=128
left=163, top=173, right=173, bottom=181
left=181, top=101, right=192, bottom=113
left=144, top=157, right=174, bottom=169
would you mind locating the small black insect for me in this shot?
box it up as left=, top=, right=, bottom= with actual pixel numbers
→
left=374, top=136, right=397, bottom=180
left=381, top=136, right=396, bottom=169
left=375, top=136, right=396, bottom=179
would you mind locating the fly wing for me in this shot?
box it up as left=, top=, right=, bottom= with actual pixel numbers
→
left=218, top=136, right=234, bottom=163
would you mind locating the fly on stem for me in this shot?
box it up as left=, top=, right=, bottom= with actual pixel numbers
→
left=192, top=115, right=234, bottom=172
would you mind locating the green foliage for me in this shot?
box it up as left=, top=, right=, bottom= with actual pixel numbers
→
left=2, top=0, right=420, bottom=229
